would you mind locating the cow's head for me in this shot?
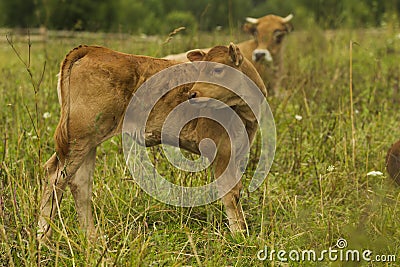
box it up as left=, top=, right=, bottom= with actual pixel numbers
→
left=243, top=14, right=293, bottom=63
left=186, top=43, right=267, bottom=109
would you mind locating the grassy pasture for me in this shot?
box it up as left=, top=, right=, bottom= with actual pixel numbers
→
left=1, top=27, right=400, bottom=266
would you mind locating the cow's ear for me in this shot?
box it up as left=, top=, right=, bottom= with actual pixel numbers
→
left=243, top=23, right=257, bottom=36
left=243, top=17, right=259, bottom=36
left=187, top=49, right=206, bottom=62
left=243, top=21, right=258, bottom=37
left=285, top=22, right=294, bottom=33
left=228, top=42, right=243, bottom=67
left=282, top=14, right=294, bottom=33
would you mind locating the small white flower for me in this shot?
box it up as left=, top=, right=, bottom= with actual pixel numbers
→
left=43, top=112, right=51, bottom=119
left=295, top=115, right=303, bottom=121
left=367, top=171, right=383, bottom=177
left=327, top=165, right=335, bottom=172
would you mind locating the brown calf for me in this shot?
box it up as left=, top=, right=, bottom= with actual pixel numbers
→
left=38, top=43, right=267, bottom=239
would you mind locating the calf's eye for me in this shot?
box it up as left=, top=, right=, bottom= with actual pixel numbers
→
left=213, top=67, right=224, bottom=75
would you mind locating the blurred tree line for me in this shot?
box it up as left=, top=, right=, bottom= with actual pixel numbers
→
left=0, top=0, right=399, bottom=33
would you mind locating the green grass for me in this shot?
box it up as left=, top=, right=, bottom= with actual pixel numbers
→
left=1, top=27, right=400, bottom=266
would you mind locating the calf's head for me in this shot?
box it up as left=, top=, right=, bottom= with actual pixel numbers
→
left=186, top=43, right=267, bottom=109
left=243, top=14, right=293, bottom=63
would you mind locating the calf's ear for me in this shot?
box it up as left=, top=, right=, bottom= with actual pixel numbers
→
left=187, top=49, right=206, bottom=62
left=228, top=42, right=243, bottom=67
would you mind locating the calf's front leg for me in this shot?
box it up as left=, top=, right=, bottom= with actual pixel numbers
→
left=221, top=180, right=246, bottom=233
left=214, top=152, right=247, bottom=234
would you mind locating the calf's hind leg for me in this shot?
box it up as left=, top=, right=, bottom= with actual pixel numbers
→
left=38, top=145, right=95, bottom=240
left=68, top=148, right=97, bottom=237
left=38, top=153, right=68, bottom=239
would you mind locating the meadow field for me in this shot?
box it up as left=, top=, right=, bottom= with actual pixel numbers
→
left=1, top=26, right=400, bottom=266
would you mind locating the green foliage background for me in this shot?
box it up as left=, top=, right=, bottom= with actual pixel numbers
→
left=1, top=27, right=399, bottom=266
left=1, top=0, right=400, bottom=33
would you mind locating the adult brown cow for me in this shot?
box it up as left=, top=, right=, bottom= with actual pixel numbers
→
left=164, top=14, right=294, bottom=96
left=38, top=43, right=268, bottom=240
left=387, top=140, right=400, bottom=184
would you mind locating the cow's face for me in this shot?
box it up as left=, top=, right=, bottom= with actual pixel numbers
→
left=243, top=14, right=293, bottom=63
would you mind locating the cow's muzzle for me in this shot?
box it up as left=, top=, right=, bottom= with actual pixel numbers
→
left=252, top=49, right=273, bottom=62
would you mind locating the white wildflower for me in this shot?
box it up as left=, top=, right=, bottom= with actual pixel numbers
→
left=43, top=112, right=51, bottom=119
left=295, top=115, right=303, bottom=121
left=327, top=165, right=335, bottom=172
left=367, top=171, right=383, bottom=177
